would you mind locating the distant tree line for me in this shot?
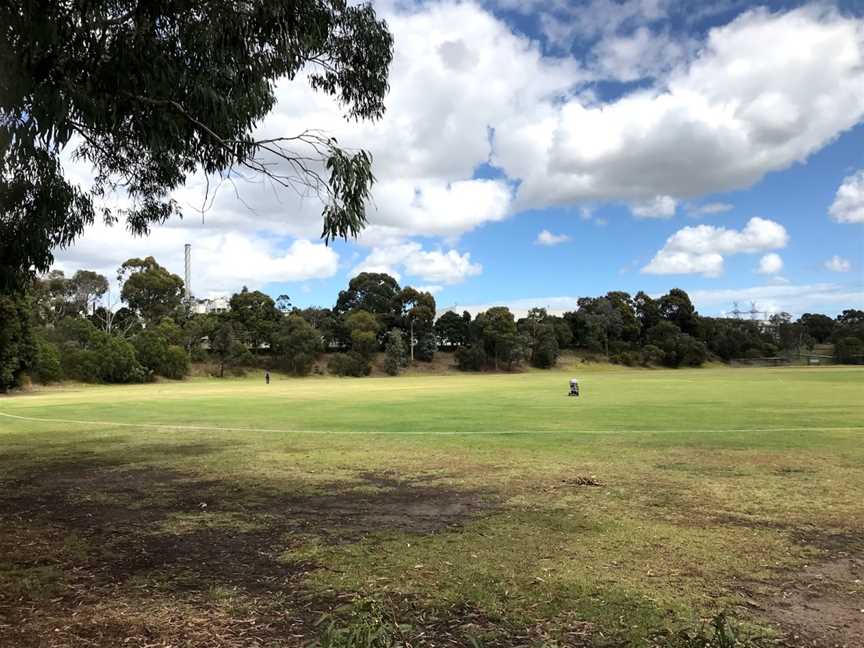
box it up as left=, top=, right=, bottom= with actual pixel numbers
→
left=1, top=262, right=862, bottom=391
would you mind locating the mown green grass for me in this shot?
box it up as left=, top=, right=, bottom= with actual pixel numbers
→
left=1, top=365, right=863, bottom=645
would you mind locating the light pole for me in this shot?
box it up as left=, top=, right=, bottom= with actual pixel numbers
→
left=410, top=317, right=415, bottom=363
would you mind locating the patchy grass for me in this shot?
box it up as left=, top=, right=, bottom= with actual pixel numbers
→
left=0, top=366, right=862, bottom=646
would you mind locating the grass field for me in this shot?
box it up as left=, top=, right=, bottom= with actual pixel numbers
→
left=1, top=364, right=863, bottom=647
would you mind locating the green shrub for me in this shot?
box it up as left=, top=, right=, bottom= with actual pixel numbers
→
left=413, top=331, right=436, bottom=362
left=61, top=347, right=101, bottom=382
left=161, top=345, right=189, bottom=379
left=272, top=314, right=322, bottom=376
left=455, top=343, right=486, bottom=371
left=383, top=329, right=406, bottom=375
left=611, top=350, right=640, bottom=367
left=328, top=352, right=370, bottom=377
left=96, top=337, right=145, bottom=383
left=835, top=336, right=864, bottom=364
left=641, top=344, right=664, bottom=366
left=33, top=339, right=62, bottom=383
left=133, top=330, right=169, bottom=376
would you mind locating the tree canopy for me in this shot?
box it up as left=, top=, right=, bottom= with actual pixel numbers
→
left=0, top=0, right=394, bottom=289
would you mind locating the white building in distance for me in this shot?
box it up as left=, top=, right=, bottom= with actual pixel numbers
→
left=192, top=297, right=229, bottom=315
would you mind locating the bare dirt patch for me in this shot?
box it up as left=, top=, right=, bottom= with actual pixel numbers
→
left=0, top=455, right=500, bottom=646
left=764, top=555, right=864, bottom=648
left=735, top=533, right=864, bottom=648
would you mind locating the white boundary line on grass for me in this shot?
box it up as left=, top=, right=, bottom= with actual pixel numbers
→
left=1, top=410, right=862, bottom=436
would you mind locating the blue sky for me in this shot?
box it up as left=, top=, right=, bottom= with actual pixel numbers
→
left=56, top=0, right=864, bottom=317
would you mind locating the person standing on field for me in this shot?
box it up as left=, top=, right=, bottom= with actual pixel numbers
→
left=265, top=369, right=270, bottom=385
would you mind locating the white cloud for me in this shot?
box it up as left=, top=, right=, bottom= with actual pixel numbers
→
left=687, top=202, right=734, bottom=216
left=536, top=229, right=571, bottom=246
left=499, top=6, right=864, bottom=211
left=689, top=283, right=864, bottom=317
left=52, top=221, right=339, bottom=297
left=591, top=27, right=691, bottom=82
left=642, top=217, right=788, bottom=277
left=631, top=195, right=677, bottom=218
left=52, top=2, right=864, bottom=295
left=756, top=252, right=783, bottom=275
left=352, top=242, right=482, bottom=286
left=824, top=255, right=852, bottom=273
left=417, top=285, right=444, bottom=295
left=829, top=170, right=864, bottom=223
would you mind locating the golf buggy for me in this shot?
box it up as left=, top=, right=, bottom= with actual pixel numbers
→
left=568, top=378, right=580, bottom=397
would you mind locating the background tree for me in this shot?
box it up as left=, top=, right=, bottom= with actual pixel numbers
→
left=475, top=307, right=525, bottom=370
left=384, top=328, right=407, bottom=376
left=434, top=311, right=470, bottom=350
left=517, top=308, right=560, bottom=368
left=0, top=293, right=34, bottom=391
left=296, top=307, right=341, bottom=350
left=30, top=270, right=75, bottom=325
left=210, top=322, right=252, bottom=378
left=659, top=288, right=699, bottom=336
left=799, top=313, right=835, bottom=343
left=0, top=1, right=394, bottom=289
left=69, top=270, right=109, bottom=316
left=229, top=287, right=281, bottom=351
left=335, top=272, right=401, bottom=334
left=327, top=309, right=380, bottom=376
left=275, top=294, right=293, bottom=314
left=118, top=257, right=184, bottom=323
left=398, top=287, right=436, bottom=361
left=272, top=314, right=322, bottom=376
left=634, top=291, right=661, bottom=341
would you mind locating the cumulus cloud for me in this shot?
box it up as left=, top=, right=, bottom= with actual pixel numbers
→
left=590, top=27, right=691, bottom=82
left=536, top=229, right=571, bottom=245
left=829, top=170, right=864, bottom=223
left=500, top=6, right=864, bottom=211
left=52, top=2, right=864, bottom=297
left=352, top=242, right=482, bottom=285
left=756, top=252, right=783, bottom=275
left=630, top=195, right=677, bottom=218
left=642, top=217, right=788, bottom=277
left=52, top=222, right=339, bottom=297
left=824, top=255, right=852, bottom=273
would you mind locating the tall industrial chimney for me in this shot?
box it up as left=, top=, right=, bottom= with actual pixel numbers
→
left=184, top=243, right=192, bottom=301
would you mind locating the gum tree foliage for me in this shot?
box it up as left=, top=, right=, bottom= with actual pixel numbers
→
left=0, top=0, right=394, bottom=290
left=272, top=313, right=322, bottom=376
left=334, top=272, right=401, bottom=336
left=659, top=288, right=699, bottom=336
left=434, top=310, right=471, bottom=350
left=210, top=321, right=252, bottom=378
left=229, top=287, right=281, bottom=350
left=383, top=328, right=407, bottom=376
left=30, top=269, right=110, bottom=324
left=474, top=307, right=526, bottom=370
left=0, top=293, right=34, bottom=391
left=32, top=338, right=62, bottom=383
left=799, top=313, right=835, bottom=343
left=118, top=256, right=184, bottom=322
left=633, top=291, right=661, bottom=342
left=296, top=307, right=341, bottom=349
left=398, top=287, right=436, bottom=361
left=328, top=309, right=379, bottom=376
left=517, top=308, right=559, bottom=369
